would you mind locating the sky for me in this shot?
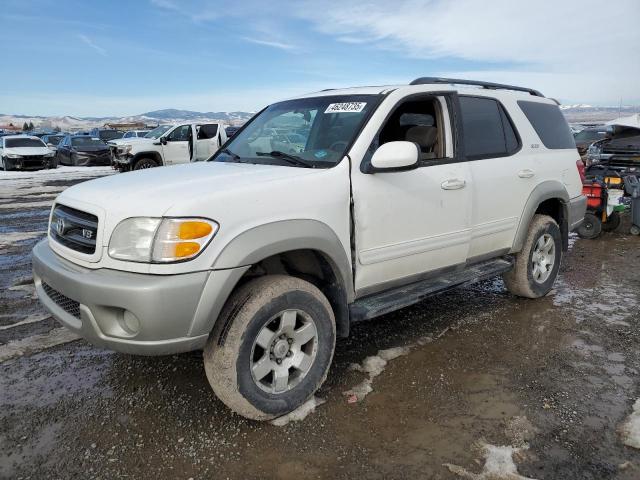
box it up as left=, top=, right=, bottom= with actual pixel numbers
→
left=1, top=0, right=639, bottom=117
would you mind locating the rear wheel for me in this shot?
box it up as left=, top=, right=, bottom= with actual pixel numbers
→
left=503, top=214, right=562, bottom=299
left=577, top=212, right=602, bottom=239
left=203, top=275, right=336, bottom=421
left=601, top=211, right=621, bottom=232
left=133, top=157, right=158, bottom=170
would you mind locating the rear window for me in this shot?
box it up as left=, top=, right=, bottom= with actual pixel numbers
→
left=459, top=96, right=520, bottom=159
left=518, top=101, right=575, bottom=149
left=5, top=138, right=45, bottom=148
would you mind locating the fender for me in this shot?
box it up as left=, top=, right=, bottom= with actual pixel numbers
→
left=511, top=180, right=570, bottom=253
left=212, top=219, right=354, bottom=301
left=131, top=151, right=164, bottom=166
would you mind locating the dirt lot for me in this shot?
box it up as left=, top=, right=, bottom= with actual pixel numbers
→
left=1, top=168, right=639, bottom=480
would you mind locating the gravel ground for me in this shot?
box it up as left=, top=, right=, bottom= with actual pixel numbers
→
left=1, top=167, right=639, bottom=479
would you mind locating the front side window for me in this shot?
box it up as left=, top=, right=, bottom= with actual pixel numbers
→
left=167, top=125, right=191, bottom=142
left=459, top=96, right=520, bottom=159
left=5, top=138, right=46, bottom=148
left=212, top=95, right=381, bottom=168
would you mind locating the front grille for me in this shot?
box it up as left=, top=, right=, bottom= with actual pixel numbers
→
left=42, top=282, right=81, bottom=319
left=50, top=204, right=98, bottom=254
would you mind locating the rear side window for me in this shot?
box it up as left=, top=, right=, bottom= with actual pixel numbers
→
left=459, top=96, right=520, bottom=159
left=197, top=124, right=218, bottom=139
left=517, top=101, right=575, bottom=149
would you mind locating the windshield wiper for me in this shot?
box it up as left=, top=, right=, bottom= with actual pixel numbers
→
left=255, top=150, right=314, bottom=168
left=217, top=147, right=241, bottom=161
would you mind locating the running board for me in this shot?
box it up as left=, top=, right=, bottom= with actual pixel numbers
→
left=349, top=257, right=513, bottom=322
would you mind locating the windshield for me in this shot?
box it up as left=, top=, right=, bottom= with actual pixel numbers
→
left=5, top=138, right=46, bottom=148
left=211, top=95, right=381, bottom=168
left=574, top=130, right=606, bottom=142
left=72, top=137, right=106, bottom=147
left=45, top=135, right=64, bottom=145
left=99, top=130, right=123, bottom=141
left=144, top=125, right=172, bottom=139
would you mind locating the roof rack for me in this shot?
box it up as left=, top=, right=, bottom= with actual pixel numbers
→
left=409, top=77, right=544, bottom=97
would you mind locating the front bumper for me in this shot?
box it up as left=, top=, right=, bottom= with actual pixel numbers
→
left=32, top=240, right=212, bottom=355
left=568, top=195, right=588, bottom=231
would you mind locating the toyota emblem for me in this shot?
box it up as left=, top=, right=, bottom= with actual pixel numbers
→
left=55, top=217, right=66, bottom=235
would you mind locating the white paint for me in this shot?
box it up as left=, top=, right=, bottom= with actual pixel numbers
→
left=270, top=396, right=326, bottom=426
left=620, top=398, right=640, bottom=449
left=444, top=442, right=536, bottom=480
left=0, top=328, right=80, bottom=363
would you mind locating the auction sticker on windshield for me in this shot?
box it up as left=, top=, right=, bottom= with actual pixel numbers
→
left=324, top=102, right=367, bottom=113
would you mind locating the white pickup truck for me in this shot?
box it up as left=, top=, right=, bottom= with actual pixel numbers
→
left=33, top=78, right=586, bottom=421
left=109, top=123, right=227, bottom=171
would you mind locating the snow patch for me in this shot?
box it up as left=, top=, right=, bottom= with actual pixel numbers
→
left=270, top=396, right=326, bottom=426
left=0, top=200, right=53, bottom=210
left=0, top=328, right=80, bottom=363
left=620, top=398, right=640, bottom=449
left=343, top=345, right=413, bottom=402
left=445, top=442, right=536, bottom=480
left=0, top=230, right=46, bottom=245
left=0, top=166, right=113, bottom=189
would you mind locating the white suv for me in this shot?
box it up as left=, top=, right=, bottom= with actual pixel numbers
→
left=32, top=78, right=586, bottom=420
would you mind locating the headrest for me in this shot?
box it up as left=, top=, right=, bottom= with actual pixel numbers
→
left=405, top=126, right=437, bottom=149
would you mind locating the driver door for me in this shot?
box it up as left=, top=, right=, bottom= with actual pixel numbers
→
left=162, top=125, right=192, bottom=165
left=350, top=92, right=473, bottom=294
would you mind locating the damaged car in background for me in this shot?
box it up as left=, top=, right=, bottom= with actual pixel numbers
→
left=109, top=122, right=227, bottom=171
left=0, top=135, right=56, bottom=171
left=588, top=114, right=640, bottom=173
left=55, top=135, right=111, bottom=167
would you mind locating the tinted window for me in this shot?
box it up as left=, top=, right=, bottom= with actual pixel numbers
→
left=518, top=101, right=575, bottom=149
left=71, top=137, right=106, bottom=147
left=167, top=125, right=191, bottom=141
left=197, top=124, right=218, bottom=139
left=459, top=96, right=520, bottom=159
left=574, top=129, right=606, bottom=142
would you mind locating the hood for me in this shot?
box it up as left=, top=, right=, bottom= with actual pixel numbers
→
left=606, top=113, right=640, bottom=130
left=58, top=161, right=323, bottom=228
left=3, top=147, right=53, bottom=156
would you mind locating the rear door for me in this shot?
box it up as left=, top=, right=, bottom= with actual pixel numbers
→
left=162, top=125, right=192, bottom=164
left=195, top=124, right=219, bottom=160
left=459, top=95, right=529, bottom=259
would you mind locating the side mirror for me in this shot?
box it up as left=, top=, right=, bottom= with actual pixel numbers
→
left=160, top=136, right=168, bottom=145
left=370, top=141, right=419, bottom=170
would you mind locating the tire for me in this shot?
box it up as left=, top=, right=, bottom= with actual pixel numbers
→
left=47, top=157, right=58, bottom=169
left=203, top=275, right=336, bottom=421
left=631, top=225, right=640, bottom=236
left=577, top=212, right=602, bottom=239
left=601, top=211, right=621, bottom=232
left=503, top=214, right=562, bottom=299
left=133, top=157, right=159, bottom=170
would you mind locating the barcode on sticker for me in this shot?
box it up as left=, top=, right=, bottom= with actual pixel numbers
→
left=324, top=102, right=367, bottom=114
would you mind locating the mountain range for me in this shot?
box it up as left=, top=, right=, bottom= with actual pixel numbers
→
left=1, top=105, right=639, bottom=131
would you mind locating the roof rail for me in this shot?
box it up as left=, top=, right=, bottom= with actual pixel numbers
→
left=409, top=77, right=544, bottom=97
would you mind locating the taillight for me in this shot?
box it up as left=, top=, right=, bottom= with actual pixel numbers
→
left=576, top=159, right=586, bottom=183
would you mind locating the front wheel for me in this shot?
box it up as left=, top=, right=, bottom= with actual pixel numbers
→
left=503, top=214, right=562, bottom=299
left=133, top=157, right=159, bottom=170
left=204, top=275, right=336, bottom=421
left=601, top=211, right=621, bottom=232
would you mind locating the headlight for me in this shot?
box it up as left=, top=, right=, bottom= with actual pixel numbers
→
left=108, top=217, right=218, bottom=263
left=118, top=145, right=132, bottom=154
left=6, top=153, right=22, bottom=159
left=44, top=152, right=55, bottom=158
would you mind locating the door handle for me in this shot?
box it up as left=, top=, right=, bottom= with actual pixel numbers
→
left=518, top=169, right=535, bottom=178
left=441, top=178, right=466, bottom=190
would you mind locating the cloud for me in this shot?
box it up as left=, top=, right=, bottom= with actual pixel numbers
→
left=77, top=34, right=107, bottom=56
left=241, top=36, right=297, bottom=51
left=293, top=0, right=640, bottom=103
